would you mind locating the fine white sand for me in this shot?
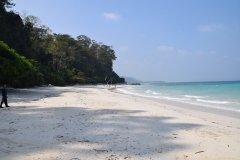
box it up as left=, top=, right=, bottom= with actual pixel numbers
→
left=0, top=86, right=239, bottom=160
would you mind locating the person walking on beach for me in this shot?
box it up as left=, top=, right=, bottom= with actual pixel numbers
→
left=0, top=83, right=10, bottom=108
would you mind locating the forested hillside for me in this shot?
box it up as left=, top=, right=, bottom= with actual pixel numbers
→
left=0, top=0, right=125, bottom=87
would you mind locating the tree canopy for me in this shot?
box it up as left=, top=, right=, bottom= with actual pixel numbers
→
left=0, top=1, right=125, bottom=87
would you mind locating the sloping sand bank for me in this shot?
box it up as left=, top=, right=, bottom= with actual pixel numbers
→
left=0, top=86, right=239, bottom=160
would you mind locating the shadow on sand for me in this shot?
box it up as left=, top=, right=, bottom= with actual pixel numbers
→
left=0, top=89, right=203, bottom=159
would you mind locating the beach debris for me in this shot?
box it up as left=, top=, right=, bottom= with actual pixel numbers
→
left=107, top=155, right=119, bottom=160
left=94, top=149, right=108, bottom=153
left=173, top=133, right=178, bottom=138
left=124, top=155, right=131, bottom=159
left=78, top=140, right=89, bottom=143
left=195, top=151, right=204, bottom=154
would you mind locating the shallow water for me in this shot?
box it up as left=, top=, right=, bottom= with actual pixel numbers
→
left=117, top=81, right=240, bottom=112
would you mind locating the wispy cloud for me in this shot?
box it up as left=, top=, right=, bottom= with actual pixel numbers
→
left=222, top=55, right=230, bottom=59
left=102, top=13, right=120, bottom=21
left=198, top=23, right=224, bottom=32
left=209, top=50, right=217, bottom=55
left=177, top=50, right=190, bottom=56
left=119, top=46, right=129, bottom=51
left=158, top=45, right=174, bottom=52
left=196, top=50, right=204, bottom=55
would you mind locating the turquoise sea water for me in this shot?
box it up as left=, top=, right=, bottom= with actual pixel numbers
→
left=117, top=81, right=240, bottom=112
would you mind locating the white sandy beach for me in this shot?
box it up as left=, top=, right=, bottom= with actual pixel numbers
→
left=0, top=86, right=239, bottom=160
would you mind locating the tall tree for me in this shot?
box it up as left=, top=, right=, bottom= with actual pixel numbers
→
left=0, top=0, right=32, bottom=57
left=0, top=0, right=15, bottom=12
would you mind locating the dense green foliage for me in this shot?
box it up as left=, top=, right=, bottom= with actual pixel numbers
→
left=0, top=41, right=43, bottom=87
left=0, top=0, right=125, bottom=87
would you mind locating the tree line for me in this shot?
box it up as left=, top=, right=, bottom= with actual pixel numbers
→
left=0, top=0, right=125, bottom=87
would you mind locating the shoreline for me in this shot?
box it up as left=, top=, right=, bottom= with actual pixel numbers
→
left=1, top=86, right=240, bottom=159
left=112, top=86, right=240, bottom=131
left=113, top=85, right=240, bottom=119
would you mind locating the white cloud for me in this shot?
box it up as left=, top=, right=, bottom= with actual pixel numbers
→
left=199, top=23, right=224, bottom=32
left=119, top=46, right=128, bottom=51
left=102, top=13, right=120, bottom=21
left=158, top=45, right=174, bottom=52
left=177, top=50, right=190, bottom=56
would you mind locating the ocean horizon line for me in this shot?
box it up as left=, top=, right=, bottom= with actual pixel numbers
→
left=140, top=80, right=240, bottom=84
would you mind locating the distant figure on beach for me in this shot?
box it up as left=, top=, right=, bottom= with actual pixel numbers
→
left=0, top=83, right=10, bottom=108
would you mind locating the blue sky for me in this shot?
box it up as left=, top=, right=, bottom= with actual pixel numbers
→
left=12, top=0, right=240, bottom=82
